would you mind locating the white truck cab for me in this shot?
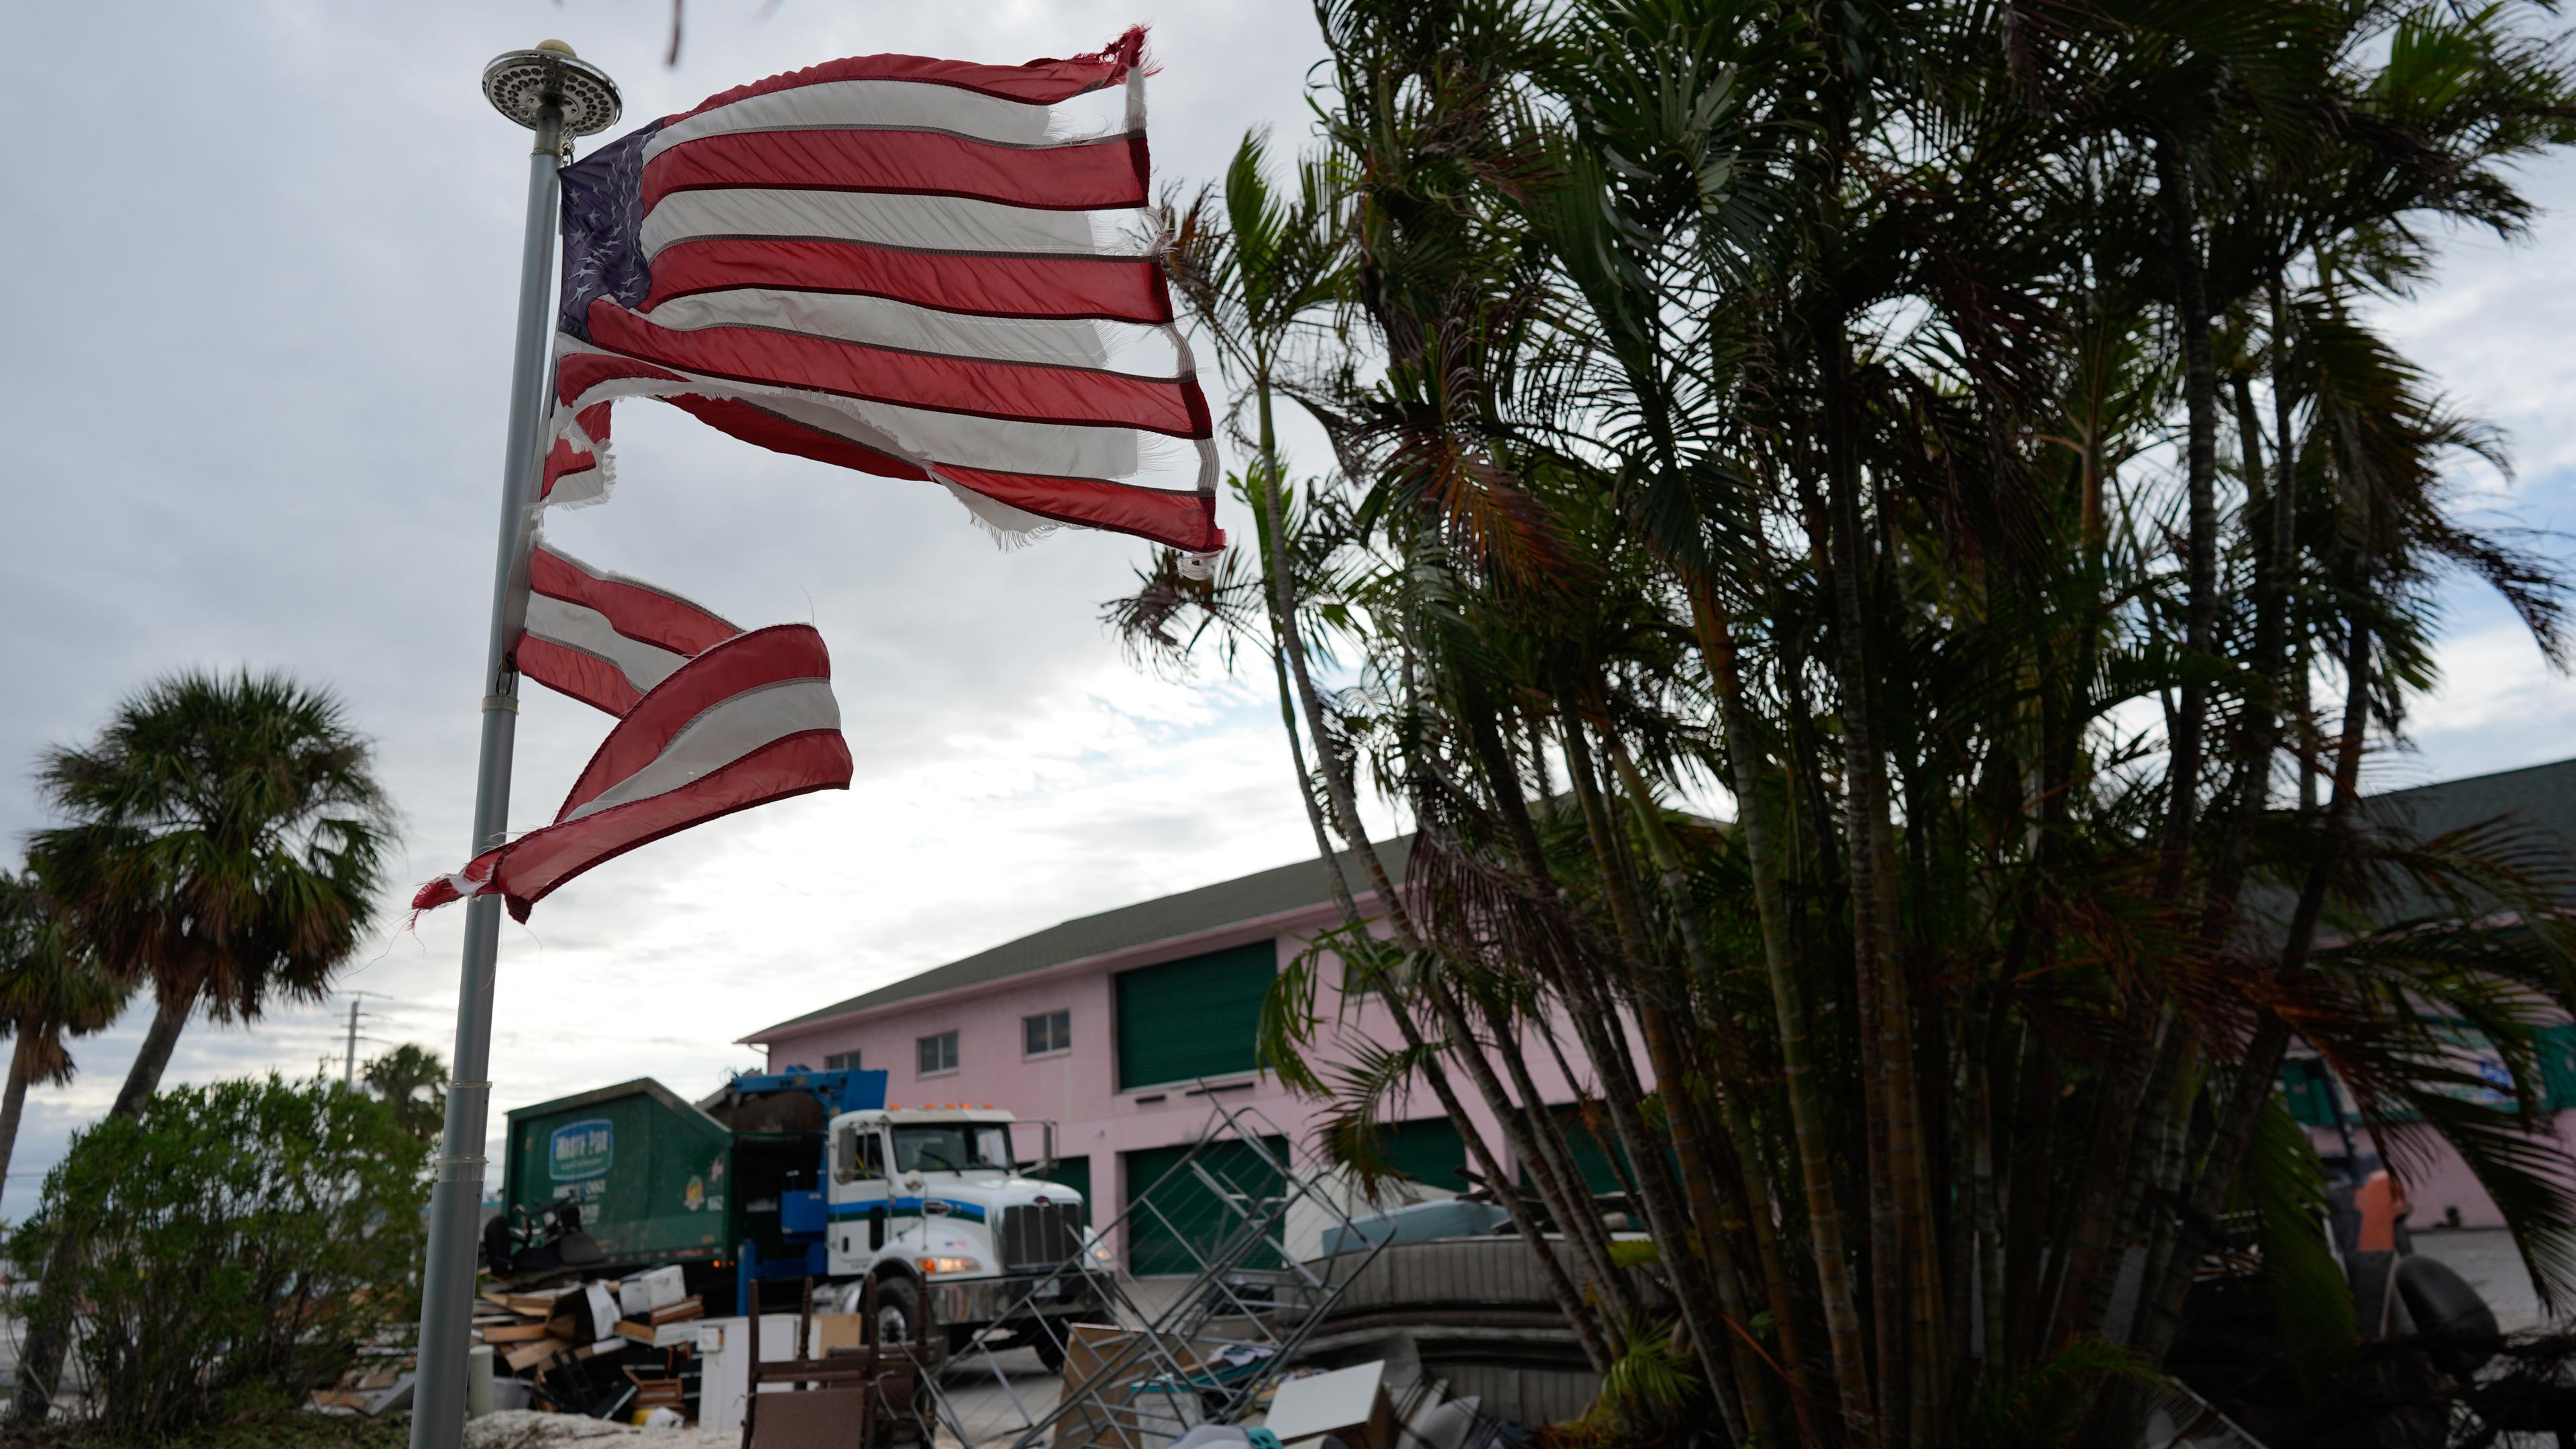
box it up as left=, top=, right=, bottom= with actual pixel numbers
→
left=820, top=1106, right=1103, bottom=1366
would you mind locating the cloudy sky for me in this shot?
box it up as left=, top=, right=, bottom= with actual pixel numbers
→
left=2, top=1, right=2573, bottom=1219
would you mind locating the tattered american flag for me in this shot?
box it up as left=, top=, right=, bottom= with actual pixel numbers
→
left=417, top=623, right=851, bottom=921
left=541, top=30, right=1224, bottom=553
left=519, top=542, right=741, bottom=716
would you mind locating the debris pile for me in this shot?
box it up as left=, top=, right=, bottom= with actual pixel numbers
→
left=309, top=1265, right=711, bottom=1426
left=477, top=1266, right=706, bottom=1420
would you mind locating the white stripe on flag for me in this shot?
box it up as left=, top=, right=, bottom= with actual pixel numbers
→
left=641, top=289, right=1187, bottom=379
left=639, top=189, right=1157, bottom=262
left=556, top=347, right=1214, bottom=492
left=523, top=592, right=694, bottom=696
left=642, top=79, right=1132, bottom=166
left=568, top=678, right=842, bottom=820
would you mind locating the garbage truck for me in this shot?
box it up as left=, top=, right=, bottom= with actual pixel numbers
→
left=811, top=1101, right=1107, bottom=1367
left=498, top=1065, right=1104, bottom=1367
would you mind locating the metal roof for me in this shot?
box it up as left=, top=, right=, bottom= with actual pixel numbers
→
left=2222, top=757, right=2576, bottom=935
left=504, top=1075, right=725, bottom=1134
left=749, top=755, right=2576, bottom=1045
left=2351, top=755, right=2576, bottom=924
left=747, top=837, right=1412, bottom=1041
left=2361, top=755, right=2576, bottom=847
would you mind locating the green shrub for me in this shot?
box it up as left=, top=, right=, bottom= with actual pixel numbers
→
left=8, top=1075, right=429, bottom=1437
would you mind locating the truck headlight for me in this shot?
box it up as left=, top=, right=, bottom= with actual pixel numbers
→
left=916, top=1256, right=981, bottom=1277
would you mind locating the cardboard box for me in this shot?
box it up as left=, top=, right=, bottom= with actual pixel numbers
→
left=814, top=1313, right=868, bottom=1355
left=1265, top=1362, right=1393, bottom=1449
left=617, top=1264, right=687, bottom=1318
left=1054, top=1324, right=1230, bottom=1449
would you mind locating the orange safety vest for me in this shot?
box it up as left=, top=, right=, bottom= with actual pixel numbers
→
left=2355, top=1169, right=2409, bottom=1252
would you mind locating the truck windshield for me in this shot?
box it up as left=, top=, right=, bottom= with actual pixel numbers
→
left=892, top=1124, right=1012, bottom=1173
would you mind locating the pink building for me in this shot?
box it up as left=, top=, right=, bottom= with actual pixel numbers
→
left=751, top=757, right=2576, bottom=1263
left=745, top=839, right=1619, bottom=1273
left=2276, top=757, right=2576, bottom=1232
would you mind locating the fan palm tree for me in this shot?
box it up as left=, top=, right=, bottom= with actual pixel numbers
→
left=11, top=669, right=393, bottom=1425
left=0, top=871, right=132, bottom=1186
left=25, top=669, right=393, bottom=1119
left=362, top=1042, right=447, bottom=1143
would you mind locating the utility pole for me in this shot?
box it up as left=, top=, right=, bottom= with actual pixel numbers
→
left=409, top=43, right=619, bottom=1449
left=344, top=1000, right=362, bottom=1088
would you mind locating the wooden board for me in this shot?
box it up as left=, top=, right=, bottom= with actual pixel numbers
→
left=480, top=1322, right=559, bottom=1344
left=504, top=1337, right=572, bottom=1372
left=647, top=1295, right=704, bottom=1326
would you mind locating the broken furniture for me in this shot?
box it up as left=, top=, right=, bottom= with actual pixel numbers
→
left=739, top=1277, right=938, bottom=1449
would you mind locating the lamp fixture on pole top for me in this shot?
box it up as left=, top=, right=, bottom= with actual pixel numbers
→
left=480, top=42, right=622, bottom=136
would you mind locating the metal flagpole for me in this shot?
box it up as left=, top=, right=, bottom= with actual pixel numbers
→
left=411, top=42, right=619, bottom=1449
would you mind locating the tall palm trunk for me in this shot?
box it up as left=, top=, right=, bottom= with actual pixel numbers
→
left=109, top=979, right=197, bottom=1120
left=1692, top=586, right=1875, bottom=1438
left=1253, top=460, right=1618, bottom=1372
left=15, top=978, right=202, bottom=1423
left=2135, top=613, right=2375, bottom=1363
left=1819, top=336, right=1944, bottom=1440
left=0, top=1030, right=34, bottom=1187
left=1601, top=730, right=1828, bottom=1446
left=2151, top=127, right=2222, bottom=900
left=1554, top=707, right=1755, bottom=1443
left=1457, top=708, right=1646, bottom=1324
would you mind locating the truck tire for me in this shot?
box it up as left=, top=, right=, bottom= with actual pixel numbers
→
left=873, top=1275, right=921, bottom=1349
left=1033, top=1330, right=1068, bottom=1373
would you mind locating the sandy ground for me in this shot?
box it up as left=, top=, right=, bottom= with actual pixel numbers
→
left=455, top=1342, right=1064, bottom=1449
left=466, top=1408, right=739, bottom=1447
left=0, top=1241, right=2544, bottom=1440
left=445, top=1242, right=2561, bottom=1445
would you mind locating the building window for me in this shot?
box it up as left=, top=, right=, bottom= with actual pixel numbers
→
left=824, top=1049, right=861, bottom=1071
left=1024, top=1010, right=1072, bottom=1058
left=917, top=1030, right=959, bottom=1077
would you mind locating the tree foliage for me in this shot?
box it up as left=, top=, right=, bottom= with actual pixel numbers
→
left=362, top=1042, right=447, bottom=1144
left=7, top=1076, right=431, bottom=1440
left=0, top=869, right=133, bottom=1184
left=1114, top=1, right=2576, bottom=1442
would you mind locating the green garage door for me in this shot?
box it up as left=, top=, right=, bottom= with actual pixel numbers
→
left=1026, top=1153, right=1094, bottom=1228
left=1114, top=941, right=1276, bottom=1091
left=1122, top=1138, right=1289, bottom=1277
left=1515, top=1104, right=1635, bottom=1197
left=1381, top=1118, right=1470, bottom=1190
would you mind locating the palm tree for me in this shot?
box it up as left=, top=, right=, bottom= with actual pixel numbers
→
left=362, top=1042, right=447, bottom=1143
left=25, top=669, right=393, bottom=1119
left=0, top=871, right=132, bottom=1186
left=11, top=669, right=392, bottom=1426
left=1104, top=1, right=2576, bottom=1442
